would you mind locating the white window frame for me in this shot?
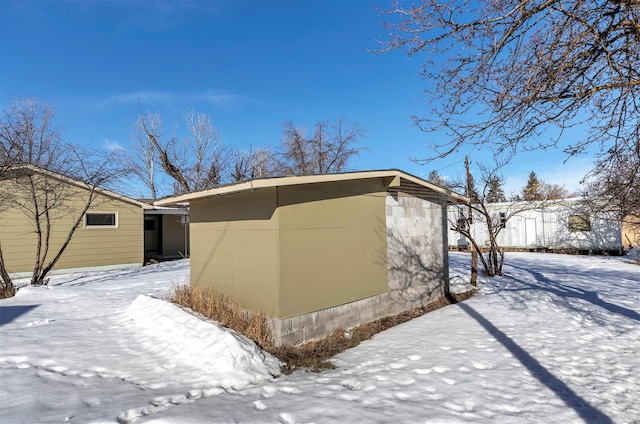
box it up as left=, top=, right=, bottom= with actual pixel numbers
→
left=84, top=212, right=119, bottom=229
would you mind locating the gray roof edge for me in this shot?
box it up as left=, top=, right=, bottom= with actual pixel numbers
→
left=154, top=169, right=469, bottom=205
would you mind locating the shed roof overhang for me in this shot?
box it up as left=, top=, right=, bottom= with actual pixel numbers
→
left=145, top=206, right=189, bottom=215
left=154, top=169, right=469, bottom=206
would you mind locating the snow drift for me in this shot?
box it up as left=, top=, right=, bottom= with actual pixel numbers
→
left=124, top=294, right=281, bottom=390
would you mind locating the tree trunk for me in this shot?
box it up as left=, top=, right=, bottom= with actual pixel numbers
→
left=0, top=242, right=15, bottom=298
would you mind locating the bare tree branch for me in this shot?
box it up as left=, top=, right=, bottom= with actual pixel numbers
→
left=0, top=97, right=125, bottom=294
left=380, top=0, right=640, bottom=214
left=274, top=118, right=365, bottom=176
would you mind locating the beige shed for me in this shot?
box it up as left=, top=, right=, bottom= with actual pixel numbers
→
left=156, top=170, right=468, bottom=345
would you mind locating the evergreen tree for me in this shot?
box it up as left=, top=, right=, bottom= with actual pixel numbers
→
left=522, top=171, right=543, bottom=201
left=427, top=170, right=449, bottom=189
left=486, top=176, right=506, bottom=203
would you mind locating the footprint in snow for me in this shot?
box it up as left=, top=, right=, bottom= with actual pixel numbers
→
left=472, top=361, right=493, bottom=370
left=279, top=412, right=295, bottom=424
left=389, top=362, right=406, bottom=369
left=27, top=318, right=55, bottom=326
left=203, top=387, right=224, bottom=397
left=341, top=379, right=363, bottom=390
left=253, top=400, right=267, bottom=410
left=279, top=386, right=301, bottom=394
left=262, top=385, right=278, bottom=398
left=407, top=355, right=422, bottom=361
left=443, top=401, right=466, bottom=412
left=83, top=398, right=100, bottom=407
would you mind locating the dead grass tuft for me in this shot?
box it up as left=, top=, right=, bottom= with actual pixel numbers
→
left=0, top=287, right=15, bottom=300
left=168, top=284, right=476, bottom=375
left=168, top=284, right=275, bottom=349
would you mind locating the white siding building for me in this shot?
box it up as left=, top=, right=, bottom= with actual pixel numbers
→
left=448, top=198, right=623, bottom=253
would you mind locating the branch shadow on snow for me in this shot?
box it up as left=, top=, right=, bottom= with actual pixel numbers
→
left=0, top=304, right=39, bottom=326
left=506, top=264, right=640, bottom=323
left=459, top=303, right=614, bottom=424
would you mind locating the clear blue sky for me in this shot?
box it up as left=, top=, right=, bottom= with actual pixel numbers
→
left=1, top=0, right=593, bottom=197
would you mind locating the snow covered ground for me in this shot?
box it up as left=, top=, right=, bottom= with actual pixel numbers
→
left=1, top=251, right=638, bottom=423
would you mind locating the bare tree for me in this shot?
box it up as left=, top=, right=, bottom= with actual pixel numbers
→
left=230, top=147, right=275, bottom=182
left=381, top=0, right=640, bottom=213
left=523, top=171, right=569, bottom=201
left=138, top=111, right=191, bottom=194
left=451, top=160, right=551, bottom=276
left=125, top=112, right=160, bottom=200
left=183, top=110, right=228, bottom=188
left=135, top=109, right=232, bottom=195
left=0, top=97, right=123, bottom=296
left=540, top=182, right=569, bottom=200
left=274, top=118, right=365, bottom=176
left=582, top=148, right=640, bottom=225
left=426, top=169, right=454, bottom=190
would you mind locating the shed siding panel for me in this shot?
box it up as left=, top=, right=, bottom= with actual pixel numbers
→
left=189, top=188, right=280, bottom=316
left=277, top=180, right=388, bottom=319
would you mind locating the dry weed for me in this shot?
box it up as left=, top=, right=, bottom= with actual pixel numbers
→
left=168, top=284, right=274, bottom=349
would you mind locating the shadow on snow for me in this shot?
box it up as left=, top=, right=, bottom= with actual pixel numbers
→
left=459, top=303, right=614, bottom=424
left=0, top=304, right=39, bottom=326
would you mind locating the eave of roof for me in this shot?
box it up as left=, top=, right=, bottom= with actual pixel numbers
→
left=154, top=169, right=469, bottom=206
left=145, top=206, right=189, bottom=215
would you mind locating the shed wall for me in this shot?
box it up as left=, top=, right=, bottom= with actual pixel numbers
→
left=386, top=189, right=448, bottom=307
left=271, top=187, right=451, bottom=345
left=276, top=180, right=388, bottom=319
left=189, top=188, right=281, bottom=316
